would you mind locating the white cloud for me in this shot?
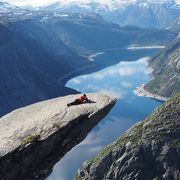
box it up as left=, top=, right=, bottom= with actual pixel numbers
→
left=93, top=68, right=118, bottom=80
left=97, top=88, right=126, bottom=99
left=86, top=84, right=99, bottom=91
left=121, top=81, right=133, bottom=88
left=71, top=78, right=81, bottom=84
left=94, top=73, right=104, bottom=80
left=118, top=57, right=150, bottom=76
left=88, top=146, right=103, bottom=153
left=81, top=75, right=89, bottom=80
left=137, top=57, right=150, bottom=65
left=120, top=57, right=149, bottom=65
left=80, top=132, right=103, bottom=146
left=106, top=69, right=117, bottom=76
left=118, top=67, right=137, bottom=76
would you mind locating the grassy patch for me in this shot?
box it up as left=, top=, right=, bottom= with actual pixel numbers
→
left=74, top=176, right=83, bottom=180
left=21, top=134, right=40, bottom=147
left=90, top=143, right=114, bottom=165
left=52, top=123, right=60, bottom=129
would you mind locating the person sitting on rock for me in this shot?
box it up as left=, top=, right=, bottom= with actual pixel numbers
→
left=67, top=94, right=88, bottom=107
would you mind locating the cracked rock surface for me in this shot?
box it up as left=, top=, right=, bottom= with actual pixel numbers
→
left=0, top=93, right=116, bottom=180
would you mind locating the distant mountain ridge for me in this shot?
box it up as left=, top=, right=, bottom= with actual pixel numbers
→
left=43, top=15, right=176, bottom=56
left=43, top=0, right=180, bottom=28
left=1, top=0, right=180, bottom=29
left=43, top=0, right=180, bottom=7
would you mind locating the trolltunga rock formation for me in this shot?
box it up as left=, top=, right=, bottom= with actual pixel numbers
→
left=0, top=93, right=116, bottom=180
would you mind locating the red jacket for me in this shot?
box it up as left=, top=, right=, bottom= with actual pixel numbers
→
left=77, top=96, right=88, bottom=103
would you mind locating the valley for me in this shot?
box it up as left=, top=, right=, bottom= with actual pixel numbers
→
left=0, top=5, right=176, bottom=117
left=0, top=1, right=179, bottom=180
left=47, top=49, right=162, bottom=180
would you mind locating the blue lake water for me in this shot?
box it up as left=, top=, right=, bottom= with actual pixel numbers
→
left=47, top=49, right=162, bottom=180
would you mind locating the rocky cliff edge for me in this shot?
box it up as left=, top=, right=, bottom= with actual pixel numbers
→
left=76, top=93, right=180, bottom=180
left=0, top=93, right=116, bottom=180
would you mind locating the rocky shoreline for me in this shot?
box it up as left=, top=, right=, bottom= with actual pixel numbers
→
left=134, top=84, right=169, bottom=101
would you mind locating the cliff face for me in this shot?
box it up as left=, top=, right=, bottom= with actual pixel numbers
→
left=144, top=38, right=180, bottom=98
left=75, top=93, right=180, bottom=180
left=0, top=93, right=116, bottom=180
left=0, top=21, right=89, bottom=117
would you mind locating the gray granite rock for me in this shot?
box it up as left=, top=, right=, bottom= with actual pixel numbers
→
left=0, top=93, right=116, bottom=180
left=75, top=93, right=180, bottom=180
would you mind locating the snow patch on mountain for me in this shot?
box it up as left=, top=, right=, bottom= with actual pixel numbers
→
left=55, top=0, right=180, bottom=8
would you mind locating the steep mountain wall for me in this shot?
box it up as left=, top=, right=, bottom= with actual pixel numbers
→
left=144, top=38, right=180, bottom=98
left=76, top=93, right=180, bottom=180
left=0, top=22, right=90, bottom=117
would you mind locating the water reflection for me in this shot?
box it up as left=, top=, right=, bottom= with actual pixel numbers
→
left=47, top=57, right=161, bottom=180
left=68, top=57, right=151, bottom=99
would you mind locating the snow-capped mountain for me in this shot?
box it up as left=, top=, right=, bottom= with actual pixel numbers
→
left=44, top=0, right=180, bottom=10
left=43, top=0, right=180, bottom=28
left=0, top=1, right=30, bottom=22
left=0, top=1, right=20, bottom=11
left=42, top=0, right=180, bottom=7
left=1, top=0, right=180, bottom=28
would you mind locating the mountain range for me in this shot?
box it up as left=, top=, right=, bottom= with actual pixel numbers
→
left=1, top=0, right=180, bottom=29
left=43, top=0, right=180, bottom=29
left=0, top=1, right=180, bottom=180
left=0, top=1, right=179, bottom=116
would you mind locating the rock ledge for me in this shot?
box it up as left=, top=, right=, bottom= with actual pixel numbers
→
left=0, top=93, right=116, bottom=180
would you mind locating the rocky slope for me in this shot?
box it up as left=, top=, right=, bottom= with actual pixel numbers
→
left=45, top=16, right=176, bottom=56
left=75, top=92, right=180, bottom=180
left=0, top=93, right=116, bottom=180
left=168, top=17, right=180, bottom=33
left=144, top=37, right=180, bottom=98
left=0, top=21, right=90, bottom=117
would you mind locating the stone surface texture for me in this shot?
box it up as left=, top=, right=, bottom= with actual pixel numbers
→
left=75, top=93, right=180, bottom=180
left=0, top=93, right=116, bottom=180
